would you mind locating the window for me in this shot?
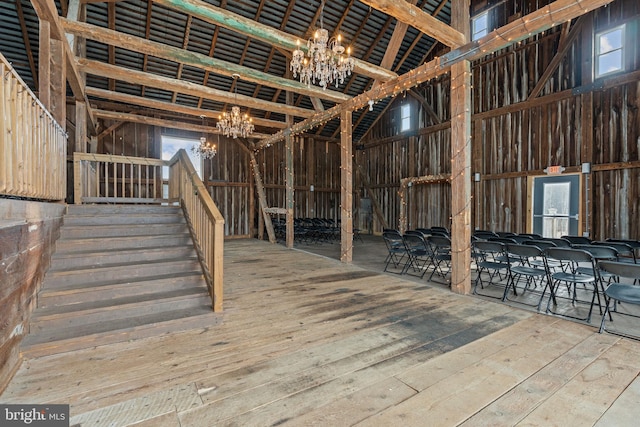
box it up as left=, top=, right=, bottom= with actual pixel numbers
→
left=400, top=104, right=411, bottom=132
left=472, top=11, right=489, bottom=41
left=595, top=25, right=625, bottom=78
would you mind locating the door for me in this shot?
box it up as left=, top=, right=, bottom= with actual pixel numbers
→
left=532, top=174, right=580, bottom=238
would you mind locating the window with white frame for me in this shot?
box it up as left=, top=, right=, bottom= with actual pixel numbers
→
left=472, top=11, right=489, bottom=41
left=400, top=104, right=411, bottom=132
left=595, top=25, right=625, bottom=78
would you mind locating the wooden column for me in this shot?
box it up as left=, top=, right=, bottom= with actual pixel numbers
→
left=285, top=90, right=294, bottom=248
left=340, top=110, right=353, bottom=263
left=38, top=20, right=51, bottom=109
left=450, top=0, right=471, bottom=294
left=75, top=101, right=87, bottom=153
left=49, top=38, right=67, bottom=130
left=307, top=137, right=316, bottom=218
left=249, top=151, right=276, bottom=243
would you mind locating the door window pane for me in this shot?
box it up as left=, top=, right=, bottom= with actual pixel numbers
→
left=542, top=182, right=570, bottom=238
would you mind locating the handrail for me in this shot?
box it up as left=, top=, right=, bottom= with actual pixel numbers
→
left=168, top=149, right=224, bottom=312
left=0, top=52, right=67, bottom=200
left=73, top=152, right=166, bottom=204
left=73, top=150, right=224, bottom=311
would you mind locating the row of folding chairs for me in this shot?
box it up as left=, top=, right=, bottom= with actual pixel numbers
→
left=273, top=218, right=340, bottom=244
left=473, top=240, right=640, bottom=327
left=382, top=230, right=452, bottom=283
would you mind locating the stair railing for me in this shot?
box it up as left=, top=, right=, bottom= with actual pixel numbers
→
left=168, top=149, right=224, bottom=312
left=0, top=52, right=67, bottom=201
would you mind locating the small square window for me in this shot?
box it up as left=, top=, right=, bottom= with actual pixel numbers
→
left=400, top=104, right=411, bottom=132
left=595, top=25, right=625, bottom=78
left=472, top=11, right=489, bottom=41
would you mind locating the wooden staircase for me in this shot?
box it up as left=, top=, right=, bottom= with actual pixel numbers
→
left=22, top=204, right=220, bottom=358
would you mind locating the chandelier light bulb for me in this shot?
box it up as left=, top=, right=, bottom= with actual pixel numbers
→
left=289, top=0, right=354, bottom=90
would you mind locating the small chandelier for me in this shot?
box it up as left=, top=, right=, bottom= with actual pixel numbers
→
left=216, top=74, right=255, bottom=139
left=290, top=0, right=355, bottom=89
left=191, top=115, right=217, bottom=159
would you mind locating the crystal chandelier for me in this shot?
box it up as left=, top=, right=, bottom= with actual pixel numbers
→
left=290, top=0, right=355, bottom=89
left=216, top=74, right=255, bottom=139
left=191, top=115, right=217, bottom=159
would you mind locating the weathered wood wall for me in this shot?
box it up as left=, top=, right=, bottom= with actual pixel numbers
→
left=202, top=137, right=252, bottom=238
left=0, top=200, right=64, bottom=393
left=356, top=0, right=640, bottom=240
left=255, top=137, right=342, bottom=225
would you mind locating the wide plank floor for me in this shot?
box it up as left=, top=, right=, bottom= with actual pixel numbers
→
left=2, top=238, right=640, bottom=426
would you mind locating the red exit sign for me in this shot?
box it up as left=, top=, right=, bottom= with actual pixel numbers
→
left=545, top=165, right=565, bottom=175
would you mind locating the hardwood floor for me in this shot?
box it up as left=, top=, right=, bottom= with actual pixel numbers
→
left=2, top=239, right=640, bottom=426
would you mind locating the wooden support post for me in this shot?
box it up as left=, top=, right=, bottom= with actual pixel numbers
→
left=340, top=110, right=353, bottom=263
left=450, top=61, right=472, bottom=294
left=75, top=101, right=87, bottom=153
left=249, top=151, right=276, bottom=243
left=49, top=38, right=66, bottom=130
left=285, top=87, right=294, bottom=248
left=307, top=137, right=316, bottom=218
left=38, top=20, right=51, bottom=109
left=450, top=0, right=471, bottom=295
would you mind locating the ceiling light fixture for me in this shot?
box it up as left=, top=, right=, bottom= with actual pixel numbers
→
left=192, top=115, right=217, bottom=159
left=290, top=0, right=355, bottom=90
left=216, top=74, right=254, bottom=139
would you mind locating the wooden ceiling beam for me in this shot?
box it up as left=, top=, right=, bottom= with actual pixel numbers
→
left=94, top=109, right=269, bottom=138
left=359, top=0, right=466, bottom=48
left=29, top=0, right=97, bottom=132
left=78, top=58, right=315, bottom=118
left=86, top=87, right=288, bottom=129
left=257, top=0, right=615, bottom=149
left=62, top=19, right=350, bottom=104
left=151, top=0, right=397, bottom=82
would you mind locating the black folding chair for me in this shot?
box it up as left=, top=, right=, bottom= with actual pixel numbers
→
left=545, top=247, right=604, bottom=323
left=402, top=231, right=432, bottom=277
left=598, top=261, right=640, bottom=338
left=593, top=241, right=637, bottom=264
left=382, top=230, right=407, bottom=273
left=505, top=243, right=553, bottom=310
left=473, top=240, right=509, bottom=298
left=427, top=235, right=451, bottom=283
left=562, top=235, right=592, bottom=245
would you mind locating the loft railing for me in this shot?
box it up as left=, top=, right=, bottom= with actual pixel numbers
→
left=73, top=150, right=224, bottom=312
left=73, top=152, right=166, bottom=204
left=0, top=52, right=67, bottom=200
left=169, top=149, right=224, bottom=312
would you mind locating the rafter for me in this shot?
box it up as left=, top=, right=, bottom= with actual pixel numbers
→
left=257, top=0, right=615, bottom=149
left=61, top=19, right=350, bottom=104
left=78, top=59, right=315, bottom=118
left=359, top=0, right=466, bottom=48
left=86, top=87, right=287, bottom=129
left=151, top=0, right=397, bottom=82
left=29, top=0, right=97, bottom=132
left=94, top=109, right=269, bottom=138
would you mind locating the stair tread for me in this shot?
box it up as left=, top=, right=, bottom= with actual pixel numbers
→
left=52, top=244, right=194, bottom=259
left=33, top=288, right=209, bottom=319
left=23, top=305, right=215, bottom=348
left=39, top=273, right=204, bottom=299
left=48, top=254, right=199, bottom=273
left=43, top=270, right=204, bottom=291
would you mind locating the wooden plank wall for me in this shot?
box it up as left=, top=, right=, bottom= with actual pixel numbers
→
left=356, top=0, right=640, bottom=240
left=255, top=137, right=341, bottom=224
left=202, top=137, right=251, bottom=237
